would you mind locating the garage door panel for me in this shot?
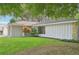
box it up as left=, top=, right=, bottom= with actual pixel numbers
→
left=45, top=23, right=72, bottom=39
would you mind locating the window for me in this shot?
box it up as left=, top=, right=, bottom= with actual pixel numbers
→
left=38, top=26, right=45, bottom=34
left=0, top=31, right=3, bottom=35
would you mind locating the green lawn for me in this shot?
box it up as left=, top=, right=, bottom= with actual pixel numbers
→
left=0, top=37, right=79, bottom=55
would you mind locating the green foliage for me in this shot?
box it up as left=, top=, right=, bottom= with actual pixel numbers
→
left=24, top=3, right=78, bottom=18
left=10, top=18, right=16, bottom=23
left=0, top=3, right=22, bottom=16
left=0, top=3, right=78, bottom=19
left=31, top=28, right=38, bottom=36
left=74, top=13, right=79, bottom=19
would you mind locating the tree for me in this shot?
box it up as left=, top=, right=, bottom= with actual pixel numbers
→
left=0, top=3, right=78, bottom=19
left=75, top=13, right=79, bottom=19
left=0, top=3, right=24, bottom=18
left=10, top=18, right=16, bottom=23
left=23, top=3, right=78, bottom=19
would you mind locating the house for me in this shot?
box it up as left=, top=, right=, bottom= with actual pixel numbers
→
left=0, top=21, right=38, bottom=37
left=0, top=24, right=8, bottom=37
left=0, top=19, right=79, bottom=40
left=33, top=19, right=79, bottom=40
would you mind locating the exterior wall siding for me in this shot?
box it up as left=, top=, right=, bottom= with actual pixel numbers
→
left=39, top=23, right=73, bottom=40
left=3, top=26, right=8, bottom=36
left=9, top=26, right=23, bottom=37
left=0, top=25, right=8, bottom=37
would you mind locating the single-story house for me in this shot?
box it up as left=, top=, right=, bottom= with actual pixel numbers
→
left=33, top=19, right=79, bottom=40
left=0, top=19, right=79, bottom=40
left=0, top=21, right=38, bottom=37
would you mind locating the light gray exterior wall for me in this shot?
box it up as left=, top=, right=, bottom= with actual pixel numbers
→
left=9, top=26, right=23, bottom=37
left=0, top=25, right=8, bottom=37
left=39, top=23, right=73, bottom=40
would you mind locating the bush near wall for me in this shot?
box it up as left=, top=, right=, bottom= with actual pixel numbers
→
left=31, top=28, right=39, bottom=37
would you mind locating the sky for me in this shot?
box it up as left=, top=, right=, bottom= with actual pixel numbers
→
left=0, top=15, right=13, bottom=24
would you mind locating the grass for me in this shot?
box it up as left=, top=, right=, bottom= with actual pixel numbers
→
left=0, top=37, right=79, bottom=55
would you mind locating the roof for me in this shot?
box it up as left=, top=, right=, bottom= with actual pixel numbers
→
left=9, top=19, right=78, bottom=27
left=33, top=19, right=78, bottom=26
left=9, top=21, right=39, bottom=26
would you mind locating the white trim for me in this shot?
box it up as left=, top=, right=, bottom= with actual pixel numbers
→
left=33, top=20, right=78, bottom=26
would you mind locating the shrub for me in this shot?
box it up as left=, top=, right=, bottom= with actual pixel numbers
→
left=22, top=26, right=32, bottom=33
left=31, top=28, right=39, bottom=36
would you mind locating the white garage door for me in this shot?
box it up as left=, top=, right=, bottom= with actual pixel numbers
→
left=45, top=23, right=73, bottom=40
